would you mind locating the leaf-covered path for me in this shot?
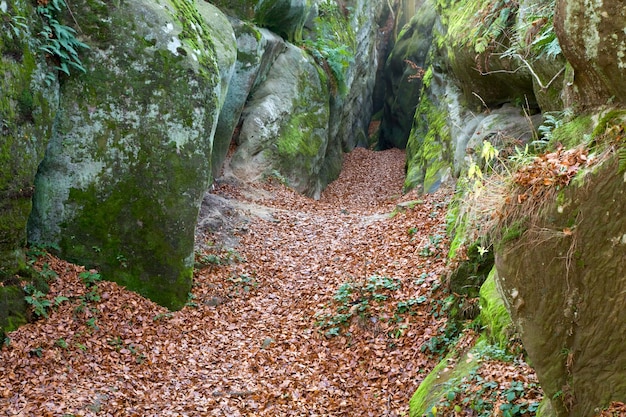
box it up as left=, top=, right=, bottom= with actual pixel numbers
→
left=1, top=148, right=454, bottom=416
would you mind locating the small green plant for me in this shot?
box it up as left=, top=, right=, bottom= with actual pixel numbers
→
left=23, top=284, right=52, bottom=318
left=227, top=273, right=259, bottom=294
left=264, top=169, right=289, bottom=186
left=35, top=0, right=90, bottom=80
left=396, top=296, right=428, bottom=315
left=30, top=346, right=44, bottom=358
left=153, top=312, right=173, bottom=321
left=79, top=271, right=101, bottom=287
left=536, top=109, right=574, bottom=149
left=185, top=293, right=198, bottom=308
left=419, top=234, right=445, bottom=257
left=315, top=276, right=402, bottom=337
left=86, top=317, right=98, bottom=330
left=55, top=338, right=68, bottom=349
left=195, top=248, right=244, bottom=269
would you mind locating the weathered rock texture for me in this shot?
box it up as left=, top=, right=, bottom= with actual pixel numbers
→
left=555, top=0, right=626, bottom=108
left=496, top=153, right=626, bottom=415
left=211, top=22, right=286, bottom=180
left=230, top=43, right=330, bottom=198
left=28, top=0, right=233, bottom=310
left=0, top=0, right=59, bottom=333
left=379, top=2, right=436, bottom=149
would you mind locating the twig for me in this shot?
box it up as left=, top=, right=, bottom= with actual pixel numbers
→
left=64, top=0, right=84, bottom=33
left=472, top=92, right=490, bottom=114
left=476, top=54, right=566, bottom=91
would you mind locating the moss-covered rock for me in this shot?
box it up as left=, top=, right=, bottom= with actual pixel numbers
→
left=447, top=242, right=494, bottom=298
left=212, top=21, right=286, bottom=179
left=1, top=0, right=59, bottom=334
left=554, top=0, right=626, bottom=108
left=378, top=1, right=436, bottom=149
left=0, top=285, right=28, bottom=336
left=28, top=0, right=225, bottom=310
left=404, top=91, right=453, bottom=193
left=479, top=267, right=513, bottom=349
left=209, top=0, right=258, bottom=20
left=496, top=150, right=626, bottom=415
left=254, top=0, right=314, bottom=43
left=230, top=43, right=330, bottom=198
left=439, top=0, right=535, bottom=109
left=0, top=0, right=58, bottom=276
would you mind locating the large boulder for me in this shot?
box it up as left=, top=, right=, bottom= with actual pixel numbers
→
left=229, top=43, right=330, bottom=198
left=212, top=21, right=286, bottom=179
left=1, top=0, right=58, bottom=333
left=28, top=0, right=234, bottom=310
left=496, top=146, right=626, bottom=415
left=379, top=2, right=436, bottom=149
left=554, top=0, right=626, bottom=108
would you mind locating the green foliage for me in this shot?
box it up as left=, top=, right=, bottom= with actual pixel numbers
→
left=536, top=108, right=574, bottom=150
left=473, top=0, right=518, bottom=54
left=425, top=349, right=541, bottom=417
left=79, top=271, right=102, bottom=288
left=185, top=292, right=198, bottom=308
left=35, top=0, right=90, bottom=80
left=55, top=338, right=68, bottom=349
left=419, top=233, right=445, bottom=257
left=299, top=1, right=354, bottom=97
left=227, top=273, right=258, bottom=294
left=315, top=276, right=402, bottom=338
left=23, top=285, right=52, bottom=318
left=195, top=248, right=244, bottom=269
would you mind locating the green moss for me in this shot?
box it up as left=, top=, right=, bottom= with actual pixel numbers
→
left=479, top=268, right=513, bottom=349
left=410, top=339, right=489, bottom=417
left=498, top=219, right=526, bottom=247
left=591, top=109, right=626, bottom=137
left=276, top=113, right=323, bottom=158
left=409, top=349, right=464, bottom=416
left=550, top=114, right=593, bottom=148
left=404, top=95, right=452, bottom=192
left=1, top=0, right=57, bottom=278
left=0, top=286, right=28, bottom=336
left=62, top=174, right=195, bottom=310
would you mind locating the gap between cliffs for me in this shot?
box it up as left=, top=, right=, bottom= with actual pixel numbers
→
left=0, top=147, right=534, bottom=415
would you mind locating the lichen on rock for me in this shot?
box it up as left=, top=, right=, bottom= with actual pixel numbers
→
left=28, top=0, right=228, bottom=310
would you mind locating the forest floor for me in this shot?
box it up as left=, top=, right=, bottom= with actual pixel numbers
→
left=0, top=147, right=577, bottom=416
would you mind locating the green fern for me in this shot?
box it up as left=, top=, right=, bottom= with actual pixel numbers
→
left=36, top=0, right=89, bottom=78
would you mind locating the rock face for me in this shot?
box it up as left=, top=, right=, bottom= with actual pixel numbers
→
left=496, top=152, right=626, bottom=416
left=28, top=0, right=234, bottom=310
left=0, top=0, right=59, bottom=333
left=555, top=0, right=626, bottom=108
left=211, top=22, right=286, bottom=180
left=402, top=0, right=562, bottom=192
left=378, top=2, right=436, bottom=149
left=224, top=0, right=390, bottom=198
left=229, top=43, right=330, bottom=198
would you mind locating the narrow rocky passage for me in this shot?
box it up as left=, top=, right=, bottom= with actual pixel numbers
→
left=1, top=148, right=453, bottom=416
